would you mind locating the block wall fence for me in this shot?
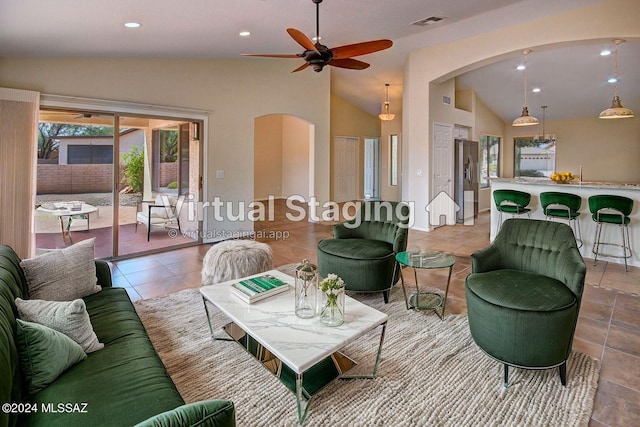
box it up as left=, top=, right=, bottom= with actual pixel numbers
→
left=37, top=163, right=178, bottom=194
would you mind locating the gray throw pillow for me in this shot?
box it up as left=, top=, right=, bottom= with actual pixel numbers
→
left=20, top=238, right=101, bottom=301
left=15, top=319, right=87, bottom=395
left=15, top=298, right=104, bottom=353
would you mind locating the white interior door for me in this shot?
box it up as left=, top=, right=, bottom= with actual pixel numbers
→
left=433, top=123, right=454, bottom=195
left=432, top=123, right=454, bottom=225
left=333, top=136, right=358, bottom=203
left=363, top=137, right=379, bottom=199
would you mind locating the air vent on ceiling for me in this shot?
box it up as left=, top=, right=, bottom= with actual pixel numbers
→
left=442, top=96, right=452, bottom=106
left=411, top=16, right=445, bottom=26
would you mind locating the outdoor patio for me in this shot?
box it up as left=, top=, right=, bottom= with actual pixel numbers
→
left=35, top=193, right=195, bottom=258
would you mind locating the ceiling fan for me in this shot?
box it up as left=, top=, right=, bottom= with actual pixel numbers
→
left=242, top=0, right=393, bottom=73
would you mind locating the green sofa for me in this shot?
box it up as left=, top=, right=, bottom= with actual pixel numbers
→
left=0, top=245, right=235, bottom=427
left=317, top=201, right=410, bottom=303
left=465, top=219, right=586, bottom=386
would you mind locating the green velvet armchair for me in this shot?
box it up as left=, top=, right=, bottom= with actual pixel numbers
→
left=465, top=218, right=586, bottom=387
left=317, top=201, right=410, bottom=303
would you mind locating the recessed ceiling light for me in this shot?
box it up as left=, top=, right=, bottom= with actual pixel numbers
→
left=608, top=77, right=618, bottom=83
left=516, top=64, right=526, bottom=71
left=600, top=49, right=612, bottom=56
left=531, top=87, right=541, bottom=93
left=239, top=31, right=251, bottom=37
left=124, top=22, right=141, bottom=28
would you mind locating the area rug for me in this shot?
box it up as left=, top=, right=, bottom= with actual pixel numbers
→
left=134, top=285, right=599, bottom=426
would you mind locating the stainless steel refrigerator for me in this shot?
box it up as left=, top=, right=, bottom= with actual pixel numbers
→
left=454, top=139, right=479, bottom=223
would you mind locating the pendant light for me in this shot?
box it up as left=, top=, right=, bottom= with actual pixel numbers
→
left=599, top=39, right=634, bottom=119
left=379, top=83, right=395, bottom=121
left=512, top=49, right=539, bottom=127
left=534, top=106, right=555, bottom=144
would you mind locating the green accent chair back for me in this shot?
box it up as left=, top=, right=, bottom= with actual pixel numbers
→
left=588, top=194, right=634, bottom=271
left=317, top=201, right=410, bottom=303
left=540, top=191, right=583, bottom=247
left=465, top=218, right=586, bottom=387
left=492, top=189, right=532, bottom=233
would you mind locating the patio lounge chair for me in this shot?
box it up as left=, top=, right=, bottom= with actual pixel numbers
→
left=136, top=194, right=182, bottom=241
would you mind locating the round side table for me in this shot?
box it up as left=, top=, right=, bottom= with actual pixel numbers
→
left=395, top=251, right=455, bottom=319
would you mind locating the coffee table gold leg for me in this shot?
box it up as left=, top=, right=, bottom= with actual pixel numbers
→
left=296, top=374, right=311, bottom=424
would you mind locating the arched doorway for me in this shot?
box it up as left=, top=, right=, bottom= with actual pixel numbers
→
left=254, top=114, right=314, bottom=202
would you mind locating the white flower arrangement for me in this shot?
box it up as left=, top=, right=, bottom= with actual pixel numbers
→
left=319, top=273, right=345, bottom=293
left=319, top=274, right=345, bottom=326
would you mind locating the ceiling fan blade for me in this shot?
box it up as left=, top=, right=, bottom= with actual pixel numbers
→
left=291, top=63, right=310, bottom=73
left=331, top=39, right=393, bottom=59
left=329, top=58, right=370, bottom=70
left=241, top=54, right=300, bottom=58
left=287, top=28, right=319, bottom=54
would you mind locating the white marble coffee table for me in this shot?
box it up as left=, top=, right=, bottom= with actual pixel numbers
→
left=200, top=269, right=388, bottom=424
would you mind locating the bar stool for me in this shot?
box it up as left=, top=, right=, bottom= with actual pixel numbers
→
left=540, top=192, right=583, bottom=247
left=588, top=195, right=633, bottom=271
left=493, top=189, right=532, bottom=233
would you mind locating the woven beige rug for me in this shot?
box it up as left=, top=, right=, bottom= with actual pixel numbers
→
left=134, top=285, right=599, bottom=426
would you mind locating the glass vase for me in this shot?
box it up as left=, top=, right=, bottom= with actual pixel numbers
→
left=320, top=285, right=345, bottom=327
left=295, top=259, right=317, bottom=319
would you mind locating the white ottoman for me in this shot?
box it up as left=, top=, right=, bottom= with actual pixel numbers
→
left=201, top=240, right=273, bottom=286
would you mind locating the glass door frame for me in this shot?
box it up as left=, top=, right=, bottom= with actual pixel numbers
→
left=39, top=94, right=209, bottom=259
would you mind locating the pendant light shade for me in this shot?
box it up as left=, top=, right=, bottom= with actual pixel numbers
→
left=379, top=83, right=395, bottom=121
left=600, top=39, right=634, bottom=119
left=513, top=49, right=539, bottom=127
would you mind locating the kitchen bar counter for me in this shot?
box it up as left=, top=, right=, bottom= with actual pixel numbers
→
left=491, top=178, right=640, bottom=268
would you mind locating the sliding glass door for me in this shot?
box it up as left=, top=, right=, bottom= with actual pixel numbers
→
left=35, top=108, right=203, bottom=259
left=116, top=116, right=201, bottom=257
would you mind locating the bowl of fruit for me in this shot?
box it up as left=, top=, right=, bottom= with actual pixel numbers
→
left=550, top=172, right=575, bottom=184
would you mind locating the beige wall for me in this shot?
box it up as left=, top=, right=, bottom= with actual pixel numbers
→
left=0, top=57, right=331, bottom=237
left=254, top=115, right=283, bottom=200
left=504, top=116, right=640, bottom=182
left=404, top=0, right=640, bottom=230
left=330, top=94, right=381, bottom=200
left=281, top=115, right=311, bottom=198
left=254, top=114, right=312, bottom=200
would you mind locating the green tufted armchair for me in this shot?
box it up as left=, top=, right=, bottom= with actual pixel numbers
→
left=317, top=201, right=410, bottom=303
left=465, top=218, right=586, bottom=387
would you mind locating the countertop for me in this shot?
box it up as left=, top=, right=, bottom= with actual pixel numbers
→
left=492, top=178, right=640, bottom=191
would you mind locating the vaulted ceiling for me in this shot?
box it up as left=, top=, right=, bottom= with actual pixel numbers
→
left=1, top=0, right=636, bottom=122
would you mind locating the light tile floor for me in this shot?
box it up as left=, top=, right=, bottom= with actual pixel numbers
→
left=111, top=212, right=639, bottom=426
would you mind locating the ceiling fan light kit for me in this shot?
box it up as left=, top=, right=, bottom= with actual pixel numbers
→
left=599, top=39, right=634, bottom=119
left=242, top=0, right=392, bottom=73
left=379, top=83, right=395, bottom=121
left=513, top=49, right=539, bottom=127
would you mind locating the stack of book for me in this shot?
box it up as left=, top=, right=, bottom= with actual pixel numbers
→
left=230, top=274, right=290, bottom=304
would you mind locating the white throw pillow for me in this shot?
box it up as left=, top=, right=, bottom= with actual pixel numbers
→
left=15, top=298, right=104, bottom=353
left=20, top=238, right=101, bottom=301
